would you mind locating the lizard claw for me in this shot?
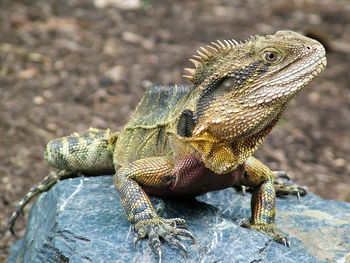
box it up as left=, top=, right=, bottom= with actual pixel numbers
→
left=283, top=237, right=291, bottom=247
left=133, top=233, right=143, bottom=250
left=273, top=233, right=290, bottom=247
left=133, top=216, right=195, bottom=260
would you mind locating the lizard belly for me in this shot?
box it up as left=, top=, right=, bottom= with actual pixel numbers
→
left=143, top=154, right=245, bottom=197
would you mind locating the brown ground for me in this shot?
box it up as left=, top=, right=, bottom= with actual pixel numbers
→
left=1, top=0, right=350, bottom=261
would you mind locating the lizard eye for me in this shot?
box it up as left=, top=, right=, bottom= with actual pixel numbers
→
left=263, top=51, right=279, bottom=63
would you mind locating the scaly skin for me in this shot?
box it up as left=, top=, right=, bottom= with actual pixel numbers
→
left=10, top=31, right=326, bottom=261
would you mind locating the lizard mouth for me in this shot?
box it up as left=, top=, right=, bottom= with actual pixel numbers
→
left=267, top=55, right=327, bottom=88
left=288, top=56, right=326, bottom=81
left=241, top=54, right=326, bottom=107
left=254, top=55, right=326, bottom=101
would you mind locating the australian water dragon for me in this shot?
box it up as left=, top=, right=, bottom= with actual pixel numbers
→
left=10, top=30, right=327, bottom=261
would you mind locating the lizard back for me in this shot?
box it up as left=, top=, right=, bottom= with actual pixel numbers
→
left=113, top=85, right=196, bottom=167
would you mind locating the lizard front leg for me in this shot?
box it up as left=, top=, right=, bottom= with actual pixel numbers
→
left=114, top=157, right=195, bottom=261
left=240, top=156, right=289, bottom=246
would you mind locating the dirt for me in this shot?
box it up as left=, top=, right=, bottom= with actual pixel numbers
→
left=1, top=0, right=350, bottom=261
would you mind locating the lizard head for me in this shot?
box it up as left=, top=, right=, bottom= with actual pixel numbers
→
left=183, top=30, right=327, bottom=142
left=182, top=31, right=326, bottom=172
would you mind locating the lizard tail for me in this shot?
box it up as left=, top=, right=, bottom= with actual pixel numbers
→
left=45, top=127, right=118, bottom=175
left=9, top=170, right=77, bottom=235
left=10, top=128, right=119, bottom=235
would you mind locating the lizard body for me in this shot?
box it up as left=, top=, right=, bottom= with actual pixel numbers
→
left=10, top=30, right=326, bottom=261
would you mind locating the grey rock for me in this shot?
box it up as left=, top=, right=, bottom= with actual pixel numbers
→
left=8, top=176, right=350, bottom=263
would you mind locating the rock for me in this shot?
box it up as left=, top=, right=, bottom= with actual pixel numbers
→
left=8, top=176, right=350, bottom=263
left=94, top=0, right=141, bottom=10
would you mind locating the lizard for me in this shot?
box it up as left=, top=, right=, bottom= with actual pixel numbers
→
left=10, top=30, right=326, bottom=261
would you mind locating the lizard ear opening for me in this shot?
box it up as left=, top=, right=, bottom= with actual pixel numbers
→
left=196, top=60, right=266, bottom=121
left=177, top=109, right=195, bottom=137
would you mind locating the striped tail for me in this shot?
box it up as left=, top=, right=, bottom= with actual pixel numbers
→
left=45, top=127, right=118, bottom=175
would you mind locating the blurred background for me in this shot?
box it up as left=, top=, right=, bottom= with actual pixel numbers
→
left=1, top=0, right=349, bottom=260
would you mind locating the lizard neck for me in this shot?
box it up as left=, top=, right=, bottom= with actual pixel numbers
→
left=176, top=102, right=287, bottom=174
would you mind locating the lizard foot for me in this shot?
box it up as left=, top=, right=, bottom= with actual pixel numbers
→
left=133, top=216, right=195, bottom=262
left=239, top=218, right=290, bottom=247
left=272, top=171, right=307, bottom=202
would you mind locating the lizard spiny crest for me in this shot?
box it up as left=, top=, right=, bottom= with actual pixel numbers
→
left=183, top=38, right=242, bottom=84
left=183, top=34, right=266, bottom=86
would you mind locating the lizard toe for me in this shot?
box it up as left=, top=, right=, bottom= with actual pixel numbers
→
left=148, top=228, right=162, bottom=260
left=273, top=234, right=290, bottom=247
left=164, top=217, right=189, bottom=229
left=161, top=219, right=195, bottom=243
left=162, top=234, right=188, bottom=258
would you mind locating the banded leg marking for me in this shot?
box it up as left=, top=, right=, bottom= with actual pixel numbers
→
left=241, top=156, right=289, bottom=246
